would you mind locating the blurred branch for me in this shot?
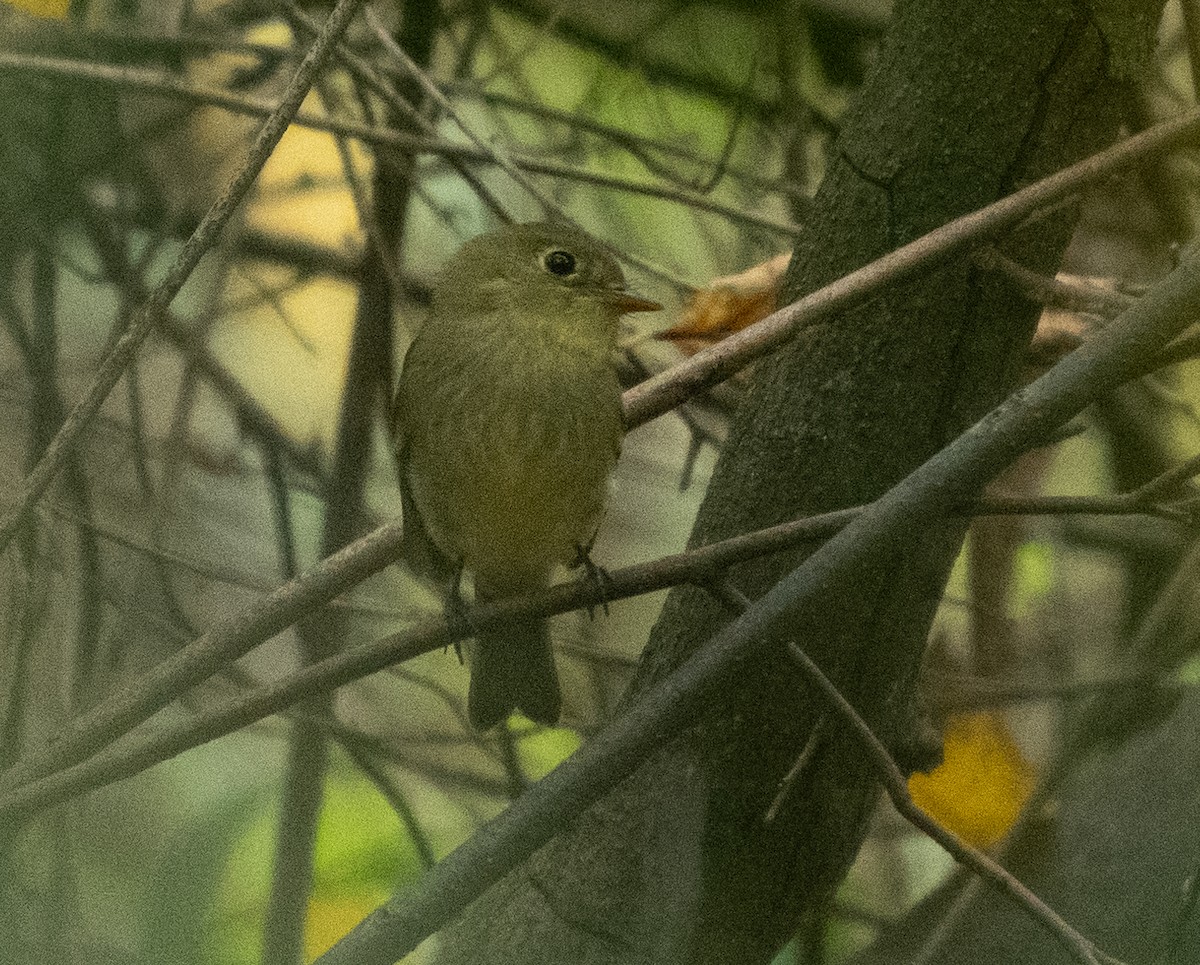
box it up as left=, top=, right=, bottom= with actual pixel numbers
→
left=0, top=522, right=406, bottom=810
left=445, top=82, right=805, bottom=201
left=79, top=207, right=326, bottom=481
left=1181, top=0, right=1200, bottom=101
left=234, top=228, right=368, bottom=285
left=0, top=0, right=370, bottom=557
left=365, top=6, right=542, bottom=220
left=0, top=50, right=801, bottom=242
left=17, top=20, right=294, bottom=65
left=497, top=0, right=838, bottom=133
left=976, top=490, right=1199, bottom=524
left=281, top=0, right=509, bottom=222
left=780, top=641, right=1123, bottom=965
left=1152, top=326, right=1200, bottom=368
left=362, top=6, right=707, bottom=293
left=973, top=247, right=1135, bottom=317
left=30, top=246, right=104, bottom=708
left=337, top=738, right=438, bottom=871
left=266, top=4, right=446, bottom=957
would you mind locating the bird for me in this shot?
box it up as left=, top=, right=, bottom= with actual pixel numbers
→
left=391, top=221, right=661, bottom=729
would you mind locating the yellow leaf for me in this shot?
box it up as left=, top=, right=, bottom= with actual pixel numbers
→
left=907, top=711, right=1036, bottom=849
left=306, top=895, right=386, bottom=961
left=3, top=0, right=70, bottom=18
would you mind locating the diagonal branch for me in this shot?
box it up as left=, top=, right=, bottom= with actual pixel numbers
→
left=0, top=0, right=369, bottom=557
left=622, top=107, right=1200, bottom=429
left=0, top=524, right=406, bottom=801
left=780, top=642, right=1123, bottom=965
left=305, top=250, right=1200, bottom=963
left=8, top=463, right=1195, bottom=827
left=709, top=578, right=1123, bottom=965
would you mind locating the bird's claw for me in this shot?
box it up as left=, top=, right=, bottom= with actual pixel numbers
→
left=443, top=561, right=472, bottom=663
left=573, top=542, right=613, bottom=619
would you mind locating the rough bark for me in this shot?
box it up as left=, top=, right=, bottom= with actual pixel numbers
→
left=437, top=1, right=1166, bottom=962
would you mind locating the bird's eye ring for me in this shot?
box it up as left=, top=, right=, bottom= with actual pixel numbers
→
left=542, top=249, right=577, bottom=277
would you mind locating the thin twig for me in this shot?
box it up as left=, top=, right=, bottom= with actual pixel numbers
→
left=499, top=0, right=838, bottom=131
left=365, top=8, right=550, bottom=215
left=763, top=715, right=825, bottom=824
left=361, top=7, right=701, bottom=293
left=781, top=642, right=1124, bottom=965
left=279, top=0, right=509, bottom=223
left=621, top=107, right=1200, bottom=429
left=1152, top=327, right=1200, bottom=369
left=1129, top=448, right=1200, bottom=501
left=316, top=79, right=407, bottom=300
left=77, top=203, right=323, bottom=480
left=0, top=0, right=369, bottom=556
left=0, top=523, right=407, bottom=801
left=974, top=247, right=1134, bottom=317
left=445, top=82, right=800, bottom=200
left=0, top=51, right=803, bottom=241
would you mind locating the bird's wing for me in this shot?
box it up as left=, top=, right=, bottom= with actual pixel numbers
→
left=397, top=462, right=458, bottom=586
left=391, top=350, right=458, bottom=587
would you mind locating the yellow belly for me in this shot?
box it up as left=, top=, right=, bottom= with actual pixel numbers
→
left=404, top=370, right=622, bottom=591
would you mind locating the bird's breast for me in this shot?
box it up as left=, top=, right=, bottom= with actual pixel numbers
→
left=403, top=326, right=623, bottom=588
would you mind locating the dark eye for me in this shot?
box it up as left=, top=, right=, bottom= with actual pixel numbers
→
left=542, top=249, right=577, bottom=276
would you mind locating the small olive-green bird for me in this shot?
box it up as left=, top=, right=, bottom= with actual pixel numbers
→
left=392, top=222, right=661, bottom=730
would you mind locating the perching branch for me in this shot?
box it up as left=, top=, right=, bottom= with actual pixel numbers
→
left=7, top=458, right=1198, bottom=827
left=309, top=245, right=1200, bottom=963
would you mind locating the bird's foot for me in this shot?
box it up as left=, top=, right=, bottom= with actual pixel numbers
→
left=572, top=542, right=613, bottom=619
left=443, top=561, right=470, bottom=664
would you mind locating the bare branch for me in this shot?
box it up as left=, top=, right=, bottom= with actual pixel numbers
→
left=622, top=107, right=1200, bottom=430
left=973, top=247, right=1135, bottom=317
left=0, top=524, right=406, bottom=802
left=0, top=0, right=370, bottom=556
left=4, top=456, right=1196, bottom=822
left=0, top=50, right=801, bottom=242
left=779, top=642, right=1124, bottom=965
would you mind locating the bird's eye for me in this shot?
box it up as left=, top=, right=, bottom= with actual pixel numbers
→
left=542, top=249, right=577, bottom=276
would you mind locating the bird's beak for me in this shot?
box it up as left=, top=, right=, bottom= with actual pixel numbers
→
left=602, top=288, right=663, bottom=314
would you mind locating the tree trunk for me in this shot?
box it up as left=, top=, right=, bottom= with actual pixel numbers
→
left=437, top=1, right=1166, bottom=961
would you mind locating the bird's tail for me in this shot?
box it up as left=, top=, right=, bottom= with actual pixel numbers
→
left=469, top=616, right=561, bottom=730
